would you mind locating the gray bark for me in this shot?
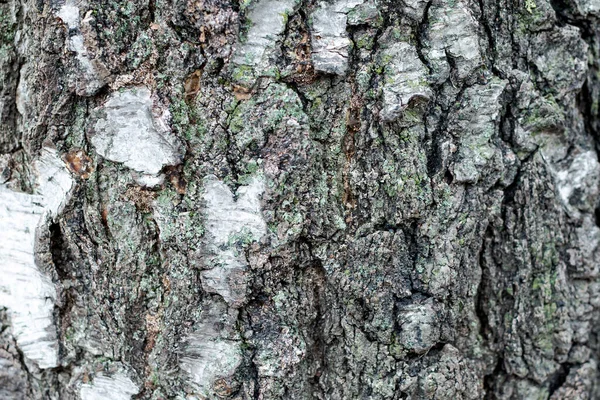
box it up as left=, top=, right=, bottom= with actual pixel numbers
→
left=1, top=0, right=600, bottom=399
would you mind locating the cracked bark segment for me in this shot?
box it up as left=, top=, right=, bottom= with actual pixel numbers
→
left=15, top=63, right=33, bottom=123
left=554, top=150, right=600, bottom=280
left=567, top=216, right=600, bottom=279
left=396, top=298, right=440, bottom=354
left=570, top=0, right=600, bottom=16
left=90, top=87, right=184, bottom=176
left=448, top=78, right=508, bottom=184
left=549, top=360, right=597, bottom=399
left=201, top=175, right=266, bottom=307
left=513, top=75, right=568, bottom=160
left=401, top=0, right=430, bottom=21
left=424, top=0, right=483, bottom=82
left=377, top=36, right=432, bottom=123
left=5, top=0, right=600, bottom=396
left=479, top=152, right=600, bottom=394
left=529, top=26, right=589, bottom=97
left=310, top=0, right=364, bottom=75
left=351, top=123, right=433, bottom=225
left=0, top=148, right=72, bottom=370
left=409, top=344, right=484, bottom=399
left=80, top=372, right=139, bottom=400
left=0, top=0, right=20, bottom=153
left=346, top=1, right=382, bottom=26
left=0, top=310, right=30, bottom=400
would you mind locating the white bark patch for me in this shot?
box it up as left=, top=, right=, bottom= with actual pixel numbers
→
left=233, top=0, right=296, bottom=70
left=425, top=0, right=483, bottom=82
left=556, top=150, right=600, bottom=214
left=0, top=148, right=73, bottom=369
left=36, top=147, right=75, bottom=217
left=90, top=87, right=184, bottom=176
left=80, top=372, right=139, bottom=400
left=201, top=175, right=266, bottom=307
left=379, top=40, right=432, bottom=122
left=573, top=0, right=600, bottom=15
left=56, top=3, right=79, bottom=28
left=180, top=303, right=242, bottom=395
left=179, top=336, right=241, bottom=394
left=56, top=1, right=105, bottom=95
left=310, top=0, right=363, bottom=75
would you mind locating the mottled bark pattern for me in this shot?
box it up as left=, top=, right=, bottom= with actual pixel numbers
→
left=1, top=0, right=600, bottom=399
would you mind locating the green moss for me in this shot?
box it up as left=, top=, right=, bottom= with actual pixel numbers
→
left=227, top=226, right=256, bottom=248
left=355, top=35, right=375, bottom=50
left=239, top=0, right=253, bottom=12
left=169, top=97, right=207, bottom=144
left=127, top=33, right=153, bottom=69
left=231, top=64, right=255, bottom=85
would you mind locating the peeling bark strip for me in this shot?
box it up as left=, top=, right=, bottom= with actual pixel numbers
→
left=2, top=0, right=600, bottom=398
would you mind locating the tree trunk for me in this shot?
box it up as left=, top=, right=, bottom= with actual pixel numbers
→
left=1, top=0, right=600, bottom=398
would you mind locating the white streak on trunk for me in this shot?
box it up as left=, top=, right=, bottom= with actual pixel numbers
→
left=80, top=372, right=139, bottom=400
left=179, top=303, right=242, bottom=395
left=310, top=0, right=363, bottom=75
left=201, top=175, right=266, bottom=307
left=233, top=0, right=296, bottom=70
left=0, top=148, right=73, bottom=369
left=178, top=176, right=266, bottom=392
left=56, top=2, right=106, bottom=96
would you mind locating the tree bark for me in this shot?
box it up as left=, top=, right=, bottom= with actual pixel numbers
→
left=1, top=0, right=600, bottom=398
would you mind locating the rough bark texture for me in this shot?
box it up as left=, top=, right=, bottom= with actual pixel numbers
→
left=1, top=0, right=600, bottom=399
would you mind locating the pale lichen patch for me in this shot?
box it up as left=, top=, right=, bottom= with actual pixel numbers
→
left=396, top=299, right=440, bottom=354
left=449, top=78, right=508, bottom=184
left=555, top=150, right=600, bottom=215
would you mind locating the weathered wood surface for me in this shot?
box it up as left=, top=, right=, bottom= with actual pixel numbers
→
left=1, top=0, right=600, bottom=398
